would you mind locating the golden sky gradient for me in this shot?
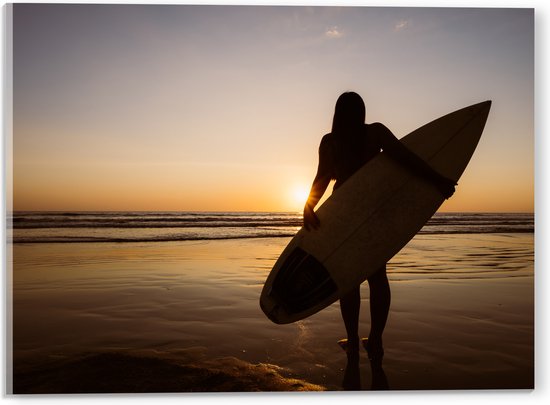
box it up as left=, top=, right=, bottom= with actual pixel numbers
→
left=11, top=5, right=534, bottom=212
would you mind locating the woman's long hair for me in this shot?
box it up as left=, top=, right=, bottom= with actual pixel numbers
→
left=331, top=92, right=366, bottom=136
left=330, top=92, right=367, bottom=181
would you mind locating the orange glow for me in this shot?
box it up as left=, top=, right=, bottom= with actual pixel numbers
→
left=288, top=184, right=310, bottom=212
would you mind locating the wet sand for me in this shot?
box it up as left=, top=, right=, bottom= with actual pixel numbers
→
left=10, top=234, right=534, bottom=392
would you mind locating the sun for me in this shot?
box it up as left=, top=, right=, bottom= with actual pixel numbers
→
left=290, top=184, right=310, bottom=211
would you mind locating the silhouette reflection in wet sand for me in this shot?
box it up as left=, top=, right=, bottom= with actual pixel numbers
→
left=342, top=356, right=390, bottom=391
left=339, top=339, right=389, bottom=390
left=303, top=92, right=455, bottom=377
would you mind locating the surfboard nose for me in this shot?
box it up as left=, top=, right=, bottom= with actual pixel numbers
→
left=471, top=100, right=492, bottom=118
left=481, top=100, right=492, bottom=112
left=463, top=100, right=491, bottom=118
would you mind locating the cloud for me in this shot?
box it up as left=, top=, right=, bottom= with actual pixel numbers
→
left=325, top=26, right=344, bottom=39
left=394, top=19, right=409, bottom=32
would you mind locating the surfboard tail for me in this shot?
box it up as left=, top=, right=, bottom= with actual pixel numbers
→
left=261, top=247, right=338, bottom=324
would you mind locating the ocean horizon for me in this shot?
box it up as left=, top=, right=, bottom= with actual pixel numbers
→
left=7, top=211, right=534, bottom=244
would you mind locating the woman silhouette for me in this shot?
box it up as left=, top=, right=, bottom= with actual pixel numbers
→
left=303, top=92, right=455, bottom=360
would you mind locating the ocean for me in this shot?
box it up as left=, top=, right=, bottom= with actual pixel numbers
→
left=8, top=211, right=535, bottom=244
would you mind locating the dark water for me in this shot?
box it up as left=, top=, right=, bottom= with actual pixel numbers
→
left=8, top=212, right=534, bottom=243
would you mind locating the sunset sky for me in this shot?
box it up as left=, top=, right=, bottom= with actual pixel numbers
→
left=11, top=4, right=534, bottom=212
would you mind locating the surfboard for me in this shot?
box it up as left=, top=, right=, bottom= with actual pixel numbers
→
left=260, top=100, right=492, bottom=324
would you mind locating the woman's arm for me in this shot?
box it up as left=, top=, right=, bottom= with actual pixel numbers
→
left=303, top=135, right=333, bottom=230
left=373, top=122, right=456, bottom=198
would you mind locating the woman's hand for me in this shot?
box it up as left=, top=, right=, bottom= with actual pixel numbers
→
left=435, top=176, right=457, bottom=199
left=303, top=204, right=320, bottom=231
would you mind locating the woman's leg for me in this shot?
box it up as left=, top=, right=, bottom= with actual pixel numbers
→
left=366, top=265, right=391, bottom=357
left=339, top=286, right=360, bottom=351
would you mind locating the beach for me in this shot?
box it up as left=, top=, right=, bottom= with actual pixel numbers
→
left=10, top=231, right=534, bottom=392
